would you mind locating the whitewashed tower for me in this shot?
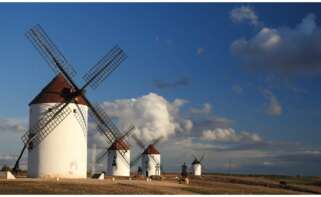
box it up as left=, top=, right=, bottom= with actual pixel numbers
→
left=141, top=144, right=161, bottom=177
left=28, top=74, right=88, bottom=178
left=192, top=158, right=202, bottom=176
left=107, top=138, right=130, bottom=177
left=12, top=24, right=131, bottom=178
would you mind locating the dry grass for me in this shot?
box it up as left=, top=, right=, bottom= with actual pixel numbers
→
left=0, top=174, right=320, bottom=194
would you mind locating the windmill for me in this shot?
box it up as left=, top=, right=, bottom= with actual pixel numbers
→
left=130, top=135, right=163, bottom=177
left=191, top=154, right=204, bottom=176
left=12, top=24, right=134, bottom=178
left=95, top=125, right=135, bottom=177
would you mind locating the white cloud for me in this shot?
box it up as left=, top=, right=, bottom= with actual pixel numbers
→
left=298, top=13, right=316, bottom=35
left=101, top=93, right=192, bottom=142
left=262, top=89, right=282, bottom=116
left=190, top=103, right=212, bottom=115
left=201, top=128, right=262, bottom=143
left=232, top=27, right=281, bottom=53
left=232, top=13, right=321, bottom=75
left=0, top=118, right=26, bottom=133
left=230, top=6, right=260, bottom=26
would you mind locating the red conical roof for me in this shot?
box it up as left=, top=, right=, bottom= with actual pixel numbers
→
left=143, top=144, right=160, bottom=155
left=29, top=74, right=87, bottom=106
left=108, top=138, right=129, bottom=150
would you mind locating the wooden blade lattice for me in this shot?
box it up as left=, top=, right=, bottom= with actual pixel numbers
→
left=21, top=102, right=72, bottom=149
left=82, top=45, right=127, bottom=90
left=26, top=25, right=76, bottom=79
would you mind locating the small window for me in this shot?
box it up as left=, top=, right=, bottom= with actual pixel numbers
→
left=73, top=109, right=77, bottom=113
left=48, top=108, right=52, bottom=112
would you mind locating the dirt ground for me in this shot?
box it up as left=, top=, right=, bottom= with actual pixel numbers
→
left=1, top=173, right=321, bottom=194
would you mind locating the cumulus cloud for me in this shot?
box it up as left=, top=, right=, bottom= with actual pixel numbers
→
left=154, top=77, right=190, bottom=90
left=230, top=6, right=260, bottom=26
left=262, top=89, right=282, bottom=116
left=101, top=93, right=192, bottom=142
left=0, top=118, right=26, bottom=133
left=201, top=128, right=262, bottom=143
left=232, top=13, right=321, bottom=75
left=190, top=103, right=212, bottom=115
left=88, top=92, right=318, bottom=175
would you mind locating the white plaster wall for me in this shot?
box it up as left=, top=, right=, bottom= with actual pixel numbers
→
left=107, top=150, right=130, bottom=176
left=141, top=154, right=161, bottom=177
left=28, top=103, right=88, bottom=178
left=193, top=163, right=202, bottom=176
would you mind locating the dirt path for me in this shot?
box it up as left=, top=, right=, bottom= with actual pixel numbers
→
left=203, top=175, right=321, bottom=194
left=0, top=179, right=194, bottom=194
left=0, top=175, right=320, bottom=194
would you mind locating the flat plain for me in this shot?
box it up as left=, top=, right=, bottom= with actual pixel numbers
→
left=1, top=173, right=321, bottom=194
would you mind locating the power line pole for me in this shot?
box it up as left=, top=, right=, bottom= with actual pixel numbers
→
left=91, top=144, right=96, bottom=175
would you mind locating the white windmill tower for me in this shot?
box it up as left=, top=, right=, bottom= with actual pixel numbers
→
left=12, top=24, right=132, bottom=178
left=131, top=136, right=163, bottom=177
left=107, top=138, right=130, bottom=176
left=192, top=154, right=204, bottom=176
left=142, top=144, right=161, bottom=177
left=96, top=128, right=134, bottom=177
left=28, top=74, right=89, bottom=178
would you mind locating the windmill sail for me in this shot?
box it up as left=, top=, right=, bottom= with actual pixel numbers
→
left=14, top=102, right=73, bottom=171
left=21, top=102, right=72, bottom=148
left=26, top=25, right=76, bottom=80
left=132, top=133, right=145, bottom=149
left=82, top=45, right=127, bottom=90
left=13, top=24, right=134, bottom=172
left=130, top=153, right=143, bottom=167
left=73, top=104, right=88, bottom=136
left=95, top=126, right=135, bottom=165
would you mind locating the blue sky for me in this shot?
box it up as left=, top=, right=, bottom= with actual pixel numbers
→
left=1, top=3, right=321, bottom=175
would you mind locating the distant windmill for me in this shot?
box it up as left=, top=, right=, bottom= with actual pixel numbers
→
left=13, top=24, right=134, bottom=178
left=191, top=154, right=204, bottom=176
left=95, top=126, right=135, bottom=177
left=130, top=135, right=163, bottom=177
